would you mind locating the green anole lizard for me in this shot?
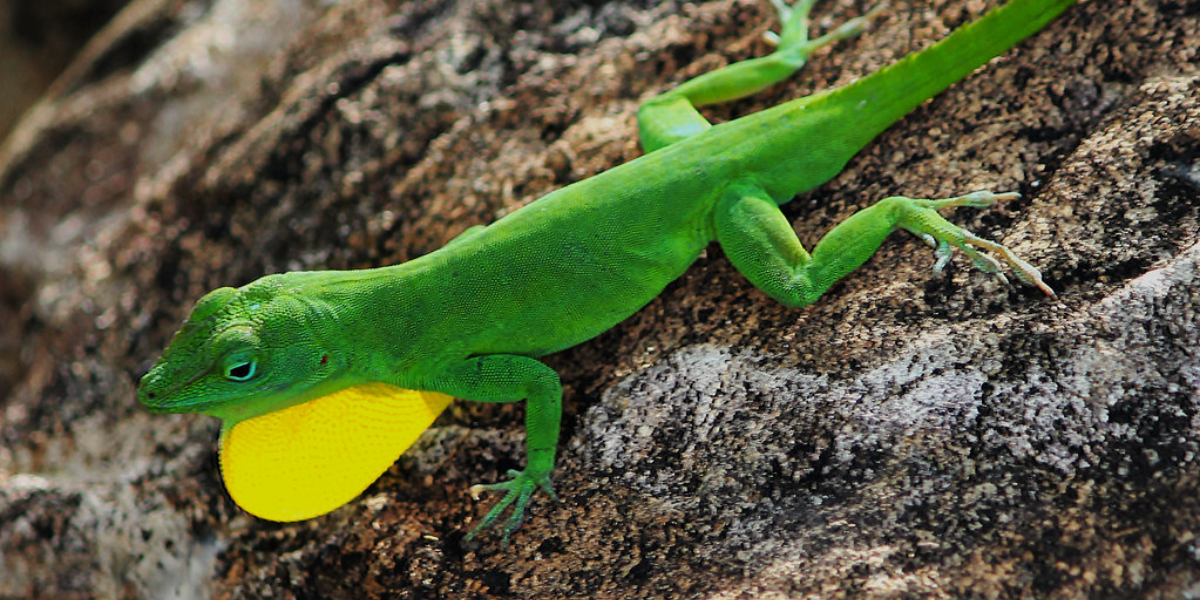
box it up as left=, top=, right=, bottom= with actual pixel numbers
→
left=139, top=0, right=1071, bottom=546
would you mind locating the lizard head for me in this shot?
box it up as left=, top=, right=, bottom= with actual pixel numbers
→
left=138, top=276, right=343, bottom=420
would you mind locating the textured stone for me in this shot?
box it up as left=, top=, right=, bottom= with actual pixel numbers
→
left=2, top=0, right=1198, bottom=598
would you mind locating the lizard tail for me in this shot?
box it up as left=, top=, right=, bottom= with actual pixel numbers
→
left=825, top=0, right=1078, bottom=152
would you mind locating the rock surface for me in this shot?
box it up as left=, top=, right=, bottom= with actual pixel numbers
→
left=2, top=0, right=1199, bottom=598
left=0, top=0, right=131, bottom=139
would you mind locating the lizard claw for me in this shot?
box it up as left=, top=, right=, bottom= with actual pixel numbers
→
left=463, top=468, right=556, bottom=549
left=903, top=191, right=1056, bottom=297
left=931, top=238, right=953, bottom=274
left=960, top=231, right=1057, bottom=297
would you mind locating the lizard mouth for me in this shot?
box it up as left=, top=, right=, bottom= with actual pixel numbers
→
left=138, top=368, right=296, bottom=416
left=137, top=367, right=207, bottom=412
left=136, top=365, right=254, bottom=412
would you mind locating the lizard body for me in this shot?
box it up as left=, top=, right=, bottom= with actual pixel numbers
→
left=140, top=0, right=1072, bottom=545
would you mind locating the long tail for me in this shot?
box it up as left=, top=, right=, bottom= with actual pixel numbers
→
left=754, top=0, right=1077, bottom=196
left=828, top=0, right=1076, bottom=147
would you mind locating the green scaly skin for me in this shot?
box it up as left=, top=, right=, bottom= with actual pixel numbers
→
left=139, top=0, right=1070, bottom=547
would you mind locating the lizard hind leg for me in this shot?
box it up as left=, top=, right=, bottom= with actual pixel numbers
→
left=637, top=0, right=883, bottom=152
left=765, top=0, right=884, bottom=59
left=714, top=184, right=1055, bottom=308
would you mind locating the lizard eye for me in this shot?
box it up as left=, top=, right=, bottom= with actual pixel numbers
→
left=224, top=359, right=257, bottom=382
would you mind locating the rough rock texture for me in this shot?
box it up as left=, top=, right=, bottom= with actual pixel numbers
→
left=1, top=0, right=1198, bottom=597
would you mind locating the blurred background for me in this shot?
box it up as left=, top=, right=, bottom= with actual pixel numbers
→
left=0, top=0, right=130, bottom=140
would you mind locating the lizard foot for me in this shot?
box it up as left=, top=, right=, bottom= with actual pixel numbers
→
left=901, top=191, right=1056, bottom=297
left=764, top=0, right=886, bottom=56
left=463, top=468, right=557, bottom=548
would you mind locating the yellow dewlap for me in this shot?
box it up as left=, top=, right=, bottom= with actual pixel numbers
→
left=219, top=383, right=452, bottom=522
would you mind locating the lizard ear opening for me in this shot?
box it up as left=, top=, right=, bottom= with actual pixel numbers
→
left=217, top=383, right=452, bottom=522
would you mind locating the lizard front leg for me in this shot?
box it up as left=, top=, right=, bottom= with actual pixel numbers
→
left=428, top=354, right=561, bottom=547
